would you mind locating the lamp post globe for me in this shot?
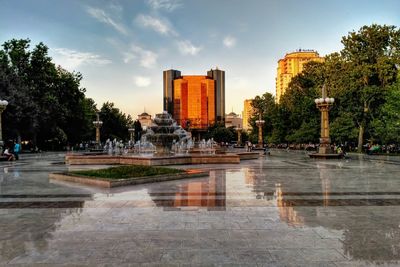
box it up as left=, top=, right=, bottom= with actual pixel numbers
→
left=255, top=115, right=265, bottom=148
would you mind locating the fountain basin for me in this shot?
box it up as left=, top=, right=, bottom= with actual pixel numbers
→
left=65, top=152, right=260, bottom=166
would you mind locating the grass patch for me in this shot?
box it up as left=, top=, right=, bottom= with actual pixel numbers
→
left=70, top=165, right=184, bottom=180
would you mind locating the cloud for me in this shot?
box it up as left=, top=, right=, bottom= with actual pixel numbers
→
left=52, top=48, right=111, bottom=70
left=136, top=14, right=177, bottom=36
left=147, top=0, right=182, bottom=12
left=223, top=36, right=236, bottom=48
left=177, top=40, right=202, bottom=55
left=134, top=76, right=151, bottom=87
left=124, top=45, right=158, bottom=68
left=86, top=6, right=128, bottom=35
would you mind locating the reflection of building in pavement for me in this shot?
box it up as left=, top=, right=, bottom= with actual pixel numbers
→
left=149, top=170, right=226, bottom=210
left=275, top=184, right=304, bottom=226
left=243, top=168, right=256, bottom=185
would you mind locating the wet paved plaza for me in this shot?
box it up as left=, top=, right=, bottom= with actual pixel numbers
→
left=1, top=151, right=400, bottom=266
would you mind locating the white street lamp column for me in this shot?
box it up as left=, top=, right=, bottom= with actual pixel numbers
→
left=93, top=112, right=103, bottom=149
left=128, top=128, right=135, bottom=142
left=0, top=100, right=9, bottom=150
left=255, top=113, right=265, bottom=148
left=314, top=85, right=335, bottom=154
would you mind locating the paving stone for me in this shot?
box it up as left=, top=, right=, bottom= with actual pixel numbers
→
left=2, top=151, right=400, bottom=266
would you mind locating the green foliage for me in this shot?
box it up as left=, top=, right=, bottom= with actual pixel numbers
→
left=0, top=39, right=98, bottom=148
left=133, top=120, right=142, bottom=142
left=100, top=102, right=133, bottom=141
left=339, top=24, right=400, bottom=151
left=71, top=165, right=184, bottom=179
left=330, top=113, right=359, bottom=144
left=370, top=82, right=400, bottom=144
left=0, top=39, right=133, bottom=149
left=209, top=126, right=234, bottom=143
left=286, top=120, right=319, bottom=143
left=250, top=24, right=400, bottom=148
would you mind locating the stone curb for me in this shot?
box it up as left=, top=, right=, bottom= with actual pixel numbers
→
left=49, top=170, right=209, bottom=188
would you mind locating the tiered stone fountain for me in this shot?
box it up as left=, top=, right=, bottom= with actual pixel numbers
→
left=145, top=111, right=190, bottom=154
left=65, top=111, right=260, bottom=166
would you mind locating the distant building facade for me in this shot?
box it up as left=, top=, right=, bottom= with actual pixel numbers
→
left=163, top=68, right=225, bottom=130
left=225, top=112, right=242, bottom=128
left=275, top=50, right=324, bottom=103
left=137, top=112, right=152, bottom=130
left=242, top=99, right=255, bottom=131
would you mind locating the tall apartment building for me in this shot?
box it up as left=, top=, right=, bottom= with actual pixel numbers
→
left=163, top=69, right=181, bottom=115
left=163, top=68, right=225, bottom=130
left=242, top=99, right=255, bottom=131
left=275, top=50, right=324, bottom=103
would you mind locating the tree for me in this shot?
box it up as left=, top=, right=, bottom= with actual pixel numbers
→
left=278, top=61, right=323, bottom=143
left=340, top=24, right=400, bottom=152
left=370, top=81, right=400, bottom=144
left=330, top=112, right=359, bottom=145
left=133, top=120, right=142, bottom=142
left=99, top=102, right=133, bottom=141
left=0, top=39, right=98, bottom=149
left=250, top=92, right=277, bottom=144
left=210, top=126, right=234, bottom=143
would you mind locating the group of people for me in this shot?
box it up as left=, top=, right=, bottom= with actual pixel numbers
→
left=2, top=141, right=20, bottom=161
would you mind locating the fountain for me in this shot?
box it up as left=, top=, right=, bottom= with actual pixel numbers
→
left=66, top=111, right=260, bottom=166
left=143, top=111, right=192, bottom=155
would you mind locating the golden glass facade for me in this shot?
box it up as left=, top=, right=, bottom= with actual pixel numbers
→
left=276, top=50, right=324, bottom=103
left=242, top=99, right=254, bottom=131
left=173, top=76, right=216, bottom=129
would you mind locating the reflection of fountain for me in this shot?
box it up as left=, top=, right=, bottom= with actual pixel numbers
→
left=143, top=111, right=191, bottom=155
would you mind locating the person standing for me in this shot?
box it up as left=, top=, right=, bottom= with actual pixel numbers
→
left=13, top=141, right=21, bottom=160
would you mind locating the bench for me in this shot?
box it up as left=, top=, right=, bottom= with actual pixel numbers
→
left=0, top=155, right=10, bottom=161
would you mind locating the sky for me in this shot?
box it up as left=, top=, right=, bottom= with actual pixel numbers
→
left=1, top=0, right=400, bottom=118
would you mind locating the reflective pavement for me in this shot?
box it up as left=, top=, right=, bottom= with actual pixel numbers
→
left=1, top=151, right=400, bottom=266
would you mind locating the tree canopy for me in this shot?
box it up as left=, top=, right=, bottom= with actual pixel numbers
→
left=0, top=39, right=131, bottom=150
left=249, top=24, right=400, bottom=150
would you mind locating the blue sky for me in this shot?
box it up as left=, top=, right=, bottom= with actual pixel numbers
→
left=1, top=0, right=399, bottom=117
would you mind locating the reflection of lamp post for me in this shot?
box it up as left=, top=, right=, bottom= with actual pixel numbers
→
left=128, top=127, right=135, bottom=142
left=255, top=113, right=265, bottom=148
left=0, top=99, right=8, bottom=151
left=93, top=112, right=103, bottom=149
left=314, top=85, right=335, bottom=154
left=235, top=125, right=242, bottom=146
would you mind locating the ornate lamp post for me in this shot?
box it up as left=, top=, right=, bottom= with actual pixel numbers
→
left=93, top=112, right=103, bottom=149
left=255, top=113, right=265, bottom=148
left=314, top=85, right=335, bottom=155
left=0, top=100, right=8, bottom=151
left=235, top=125, right=242, bottom=146
left=128, top=127, right=135, bottom=142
